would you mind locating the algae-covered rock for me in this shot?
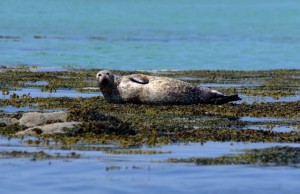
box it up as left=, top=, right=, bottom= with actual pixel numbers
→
left=19, top=111, right=68, bottom=127
left=14, top=109, right=135, bottom=136
left=166, top=146, right=300, bottom=167
left=0, top=118, right=12, bottom=126
left=1, top=68, right=299, bottom=145
left=16, top=122, right=81, bottom=136
left=67, top=109, right=136, bottom=136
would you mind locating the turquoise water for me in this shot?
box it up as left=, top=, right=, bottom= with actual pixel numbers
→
left=1, top=0, right=300, bottom=70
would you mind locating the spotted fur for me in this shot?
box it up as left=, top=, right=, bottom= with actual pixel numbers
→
left=96, top=70, right=241, bottom=105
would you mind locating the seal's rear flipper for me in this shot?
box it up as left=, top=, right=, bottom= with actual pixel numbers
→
left=213, top=94, right=242, bottom=105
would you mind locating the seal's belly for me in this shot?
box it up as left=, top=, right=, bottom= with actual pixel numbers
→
left=141, top=78, right=195, bottom=104
left=118, top=81, right=143, bottom=102
left=144, top=85, right=193, bottom=104
left=118, top=77, right=196, bottom=104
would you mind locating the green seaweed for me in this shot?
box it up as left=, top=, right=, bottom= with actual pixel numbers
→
left=104, top=149, right=171, bottom=155
left=0, top=150, right=80, bottom=160
left=0, top=124, right=26, bottom=137
left=166, top=146, right=300, bottom=167
left=0, top=67, right=300, bottom=146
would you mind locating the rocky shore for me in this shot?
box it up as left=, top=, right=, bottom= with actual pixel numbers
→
left=0, top=67, right=299, bottom=145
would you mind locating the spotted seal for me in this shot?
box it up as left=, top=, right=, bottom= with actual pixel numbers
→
left=96, top=70, right=241, bottom=105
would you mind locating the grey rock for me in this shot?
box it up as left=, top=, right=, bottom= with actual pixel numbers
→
left=11, top=118, right=19, bottom=124
left=19, top=111, right=68, bottom=127
left=0, top=118, right=12, bottom=126
left=16, top=122, right=81, bottom=136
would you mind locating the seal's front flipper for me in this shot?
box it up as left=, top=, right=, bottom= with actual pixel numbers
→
left=129, top=74, right=149, bottom=84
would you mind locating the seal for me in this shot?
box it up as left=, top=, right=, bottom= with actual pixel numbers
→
left=96, top=70, right=241, bottom=105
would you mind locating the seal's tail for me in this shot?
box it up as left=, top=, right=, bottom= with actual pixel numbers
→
left=212, top=94, right=241, bottom=105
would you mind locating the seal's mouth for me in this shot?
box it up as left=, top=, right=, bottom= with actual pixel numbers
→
left=97, top=76, right=109, bottom=85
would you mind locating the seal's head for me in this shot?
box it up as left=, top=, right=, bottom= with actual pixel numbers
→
left=96, top=70, right=114, bottom=86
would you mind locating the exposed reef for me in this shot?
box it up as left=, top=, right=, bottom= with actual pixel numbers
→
left=0, top=67, right=299, bottom=147
left=166, top=146, right=300, bottom=167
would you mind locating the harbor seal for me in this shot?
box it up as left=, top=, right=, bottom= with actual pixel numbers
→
left=96, top=70, right=241, bottom=105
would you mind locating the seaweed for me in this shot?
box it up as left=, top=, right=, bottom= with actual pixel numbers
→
left=167, top=146, right=300, bottom=167
left=0, top=67, right=299, bottom=146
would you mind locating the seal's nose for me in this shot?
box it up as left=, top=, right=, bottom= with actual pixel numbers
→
left=96, top=73, right=101, bottom=80
left=96, top=73, right=105, bottom=83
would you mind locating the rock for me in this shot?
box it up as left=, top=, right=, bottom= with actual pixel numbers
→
left=16, top=122, right=81, bottom=136
left=10, top=118, right=19, bottom=124
left=0, top=118, right=12, bottom=127
left=68, top=109, right=136, bottom=135
left=19, top=111, right=68, bottom=127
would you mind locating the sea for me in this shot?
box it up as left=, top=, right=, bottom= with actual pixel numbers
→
left=1, top=0, right=299, bottom=70
left=1, top=0, right=300, bottom=194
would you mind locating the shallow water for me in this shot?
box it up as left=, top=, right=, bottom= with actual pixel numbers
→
left=2, top=161, right=300, bottom=194
left=1, top=138, right=300, bottom=194
left=0, top=105, right=40, bottom=113
left=1, top=0, right=300, bottom=70
left=0, top=88, right=100, bottom=99
left=246, top=125, right=297, bottom=133
left=240, top=94, right=300, bottom=104
left=0, top=105, right=64, bottom=114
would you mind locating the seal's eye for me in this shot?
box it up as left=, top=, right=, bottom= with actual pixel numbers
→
left=98, top=73, right=102, bottom=77
left=106, top=73, right=109, bottom=75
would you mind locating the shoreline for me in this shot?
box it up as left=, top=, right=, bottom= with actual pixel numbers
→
left=1, top=66, right=299, bottom=102
left=0, top=65, right=299, bottom=165
left=1, top=64, right=300, bottom=72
